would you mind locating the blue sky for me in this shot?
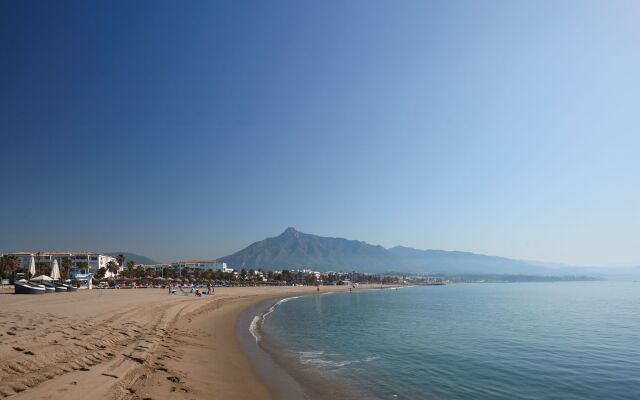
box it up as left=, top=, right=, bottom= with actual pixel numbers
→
left=1, top=1, right=638, bottom=266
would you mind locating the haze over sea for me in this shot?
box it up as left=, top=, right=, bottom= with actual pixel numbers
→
left=262, top=282, right=640, bottom=399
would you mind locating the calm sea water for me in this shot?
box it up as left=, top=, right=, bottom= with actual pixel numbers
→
left=261, top=282, right=640, bottom=399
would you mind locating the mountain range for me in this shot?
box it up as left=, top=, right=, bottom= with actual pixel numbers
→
left=220, top=227, right=560, bottom=275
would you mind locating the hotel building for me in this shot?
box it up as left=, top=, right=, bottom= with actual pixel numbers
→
left=7, top=251, right=120, bottom=278
left=143, top=260, right=233, bottom=275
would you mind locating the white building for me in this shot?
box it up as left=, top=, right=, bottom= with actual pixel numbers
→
left=172, top=260, right=227, bottom=271
left=8, top=252, right=119, bottom=278
left=142, top=260, right=233, bottom=275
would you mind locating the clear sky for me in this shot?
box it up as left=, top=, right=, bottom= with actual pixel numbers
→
left=1, top=1, right=638, bottom=266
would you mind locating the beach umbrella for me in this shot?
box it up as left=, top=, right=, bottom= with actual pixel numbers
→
left=29, top=256, right=36, bottom=278
left=51, top=259, right=61, bottom=281
left=31, top=275, right=53, bottom=282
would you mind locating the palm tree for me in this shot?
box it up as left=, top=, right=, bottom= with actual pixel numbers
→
left=76, top=261, right=89, bottom=272
left=106, top=260, right=119, bottom=278
left=182, top=266, right=190, bottom=280
left=62, top=257, right=73, bottom=278
left=126, top=260, right=135, bottom=276
left=117, top=254, right=125, bottom=273
left=62, top=257, right=73, bottom=279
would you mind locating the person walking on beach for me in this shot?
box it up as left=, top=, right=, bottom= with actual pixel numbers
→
left=207, top=282, right=212, bottom=295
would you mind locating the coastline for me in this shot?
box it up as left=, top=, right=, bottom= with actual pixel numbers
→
left=237, top=286, right=391, bottom=400
left=236, top=297, right=311, bottom=399
left=0, top=285, right=383, bottom=399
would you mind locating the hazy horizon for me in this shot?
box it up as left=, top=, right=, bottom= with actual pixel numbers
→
left=1, top=1, right=639, bottom=266
left=1, top=226, right=636, bottom=269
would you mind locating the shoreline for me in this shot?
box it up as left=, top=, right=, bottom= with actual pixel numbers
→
left=236, top=286, right=392, bottom=400
left=236, top=296, right=311, bottom=399
left=0, top=285, right=384, bottom=399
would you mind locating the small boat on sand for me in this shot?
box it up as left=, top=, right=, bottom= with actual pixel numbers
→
left=40, top=282, right=56, bottom=293
left=64, top=283, right=78, bottom=292
left=54, top=283, right=68, bottom=292
left=14, top=280, right=46, bottom=295
left=31, top=275, right=56, bottom=293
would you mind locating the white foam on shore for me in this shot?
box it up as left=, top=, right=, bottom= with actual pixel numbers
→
left=249, top=295, right=304, bottom=343
left=249, top=316, right=261, bottom=342
left=298, top=352, right=380, bottom=368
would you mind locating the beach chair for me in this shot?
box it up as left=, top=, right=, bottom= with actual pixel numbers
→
left=179, top=287, right=189, bottom=296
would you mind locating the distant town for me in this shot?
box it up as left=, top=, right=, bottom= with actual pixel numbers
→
left=0, top=251, right=422, bottom=288
left=0, top=250, right=599, bottom=289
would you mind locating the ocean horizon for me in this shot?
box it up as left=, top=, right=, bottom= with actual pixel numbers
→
left=254, top=282, right=640, bottom=399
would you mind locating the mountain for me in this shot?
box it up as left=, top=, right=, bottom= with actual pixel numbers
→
left=220, top=228, right=554, bottom=275
left=221, top=227, right=394, bottom=271
left=105, top=252, right=158, bottom=265
left=388, top=246, right=549, bottom=275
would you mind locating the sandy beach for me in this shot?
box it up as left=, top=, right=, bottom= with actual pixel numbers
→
left=0, top=285, right=373, bottom=400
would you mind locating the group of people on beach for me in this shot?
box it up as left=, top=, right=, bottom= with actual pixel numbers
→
left=167, top=282, right=215, bottom=297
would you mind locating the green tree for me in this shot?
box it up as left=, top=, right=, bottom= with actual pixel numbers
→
left=126, top=260, right=136, bottom=276
left=96, top=267, right=106, bottom=279
left=117, top=254, right=125, bottom=271
left=0, top=255, right=21, bottom=281
left=106, top=260, right=119, bottom=277
left=36, top=262, right=51, bottom=276
left=194, top=268, right=204, bottom=282
left=62, top=257, right=73, bottom=279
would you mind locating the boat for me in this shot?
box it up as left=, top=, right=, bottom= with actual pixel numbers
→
left=14, top=279, right=46, bottom=295
left=65, top=283, right=78, bottom=292
left=53, top=283, right=68, bottom=292
left=51, top=260, right=74, bottom=292
left=40, top=282, right=56, bottom=293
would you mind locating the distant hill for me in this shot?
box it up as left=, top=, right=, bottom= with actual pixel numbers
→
left=105, top=252, right=158, bottom=265
left=221, top=227, right=394, bottom=271
left=220, top=227, right=553, bottom=275
left=388, top=246, right=549, bottom=275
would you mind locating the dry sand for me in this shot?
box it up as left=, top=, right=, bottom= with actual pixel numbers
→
left=0, top=285, right=373, bottom=399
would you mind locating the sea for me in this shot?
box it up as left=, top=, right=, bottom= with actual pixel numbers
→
left=258, top=282, right=640, bottom=400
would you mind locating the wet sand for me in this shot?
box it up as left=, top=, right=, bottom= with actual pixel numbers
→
left=0, top=285, right=376, bottom=399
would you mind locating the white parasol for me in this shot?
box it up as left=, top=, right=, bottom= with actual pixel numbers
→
left=29, top=256, right=36, bottom=278
left=51, top=259, right=61, bottom=281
